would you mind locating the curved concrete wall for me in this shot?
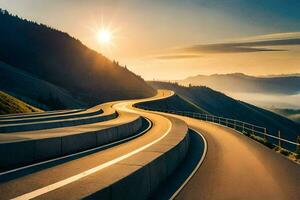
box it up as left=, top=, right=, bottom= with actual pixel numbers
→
left=0, top=116, right=143, bottom=170
left=0, top=110, right=117, bottom=133
left=83, top=91, right=190, bottom=199
left=0, top=109, right=102, bottom=125
left=0, top=109, right=83, bottom=120
left=113, top=121, right=189, bottom=200
left=84, top=117, right=190, bottom=200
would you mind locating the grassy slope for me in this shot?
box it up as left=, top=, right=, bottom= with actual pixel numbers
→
left=0, top=91, right=42, bottom=115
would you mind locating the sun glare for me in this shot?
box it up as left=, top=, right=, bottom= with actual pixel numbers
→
left=97, top=29, right=112, bottom=44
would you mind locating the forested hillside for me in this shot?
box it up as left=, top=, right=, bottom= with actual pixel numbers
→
left=0, top=9, right=155, bottom=107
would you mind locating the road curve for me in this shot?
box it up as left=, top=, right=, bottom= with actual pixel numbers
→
left=0, top=90, right=189, bottom=199
left=171, top=116, right=300, bottom=200
left=0, top=89, right=299, bottom=200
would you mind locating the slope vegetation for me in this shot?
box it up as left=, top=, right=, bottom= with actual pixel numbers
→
left=0, top=91, right=42, bottom=115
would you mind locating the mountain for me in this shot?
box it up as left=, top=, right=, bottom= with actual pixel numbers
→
left=0, top=91, right=42, bottom=115
left=262, top=73, right=300, bottom=78
left=137, top=93, right=207, bottom=114
left=0, top=61, right=85, bottom=110
left=179, top=73, right=300, bottom=95
left=0, top=9, right=155, bottom=108
left=270, top=108, right=300, bottom=124
left=149, top=81, right=300, bottom=150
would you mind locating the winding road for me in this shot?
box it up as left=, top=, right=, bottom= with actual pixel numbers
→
left=0, top=90, right=299, bottom=200
left=172, top=117, right=300, bottom=200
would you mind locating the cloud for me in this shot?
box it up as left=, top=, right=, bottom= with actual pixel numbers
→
left=239, top=32, right=300, bottom=41
left=154, top=32, right=300, bottom=60
left=178, top=38, right=300, bottom=54
left=180, top=44, right=286, bottom=54
left=153, top=54, right=202, bottom=60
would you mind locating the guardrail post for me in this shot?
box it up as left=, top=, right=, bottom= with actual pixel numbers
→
left=205, top=114, right=208, bottom=121
left=296, top=136, right=300, bottom=156
left=219, top=117, right=221, bottom=124
left=242, top=122, right=245, bottom=133
left=234, top=120, right=236, bottom=129
left=278, top=131, right=281, bottom=148
left=252, top=125, right=255, bottom=135
left=226, top=119, right=228, bottom=126
left=264, top=128, right=267, bottom=140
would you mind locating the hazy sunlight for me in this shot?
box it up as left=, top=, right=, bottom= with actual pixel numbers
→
left=97, top=29, right=112, bottom=44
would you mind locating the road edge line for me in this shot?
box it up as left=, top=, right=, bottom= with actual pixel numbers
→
left=170, top=127, right=208, bottom=200
left=11, top=119, right=172, bottom=200
left=0, top=117, right=152, bottom=178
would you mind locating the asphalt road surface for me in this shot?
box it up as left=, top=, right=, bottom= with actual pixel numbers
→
left=0, top=90, right=299, bottom=200
left=174, top=116, right=300, bottom=200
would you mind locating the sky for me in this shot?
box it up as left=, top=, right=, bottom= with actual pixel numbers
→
left=1, top=0, right=300, bottom=80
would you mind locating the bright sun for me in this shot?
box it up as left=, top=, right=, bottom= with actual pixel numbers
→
left=97, top=29, right=112, bottom=44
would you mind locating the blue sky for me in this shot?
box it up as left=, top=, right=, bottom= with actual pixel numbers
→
left=190, top=0, right=300, bottom=31
left=0, top=0, right=299, bottom=79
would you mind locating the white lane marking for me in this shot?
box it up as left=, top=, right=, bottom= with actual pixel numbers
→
left=10, top=91, right=163, bottom=175
left=0, top=118, right=152, bottom=177
left=169, top=127, right=207, bottom=200
left=1, top=101, right=126, bottom=177
left=12, top=117, right=172, bottom=200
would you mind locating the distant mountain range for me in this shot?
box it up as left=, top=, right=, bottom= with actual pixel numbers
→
left=270, top=108, right=300, bottom=124
left=149, top=81, right=300, bottom=148
left=261, top=73, right=300, bottom=78
left=0, top=9, right=155, bottom=110
left=179, top=73, right=300, bottom=95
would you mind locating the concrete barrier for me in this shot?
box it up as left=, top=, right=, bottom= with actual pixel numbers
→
left=0, top=110, right=118, bottom=133
left=111, top=165, right=151, bottom=200
left=0, top=116, right=143, bottom=170
left=0, top=109, right=83, bottom=120
left=83, top=116, right=190, bottom=200
left=35, top=137, right=62, bottom=161
left=0, top=109, right=102, bottom=125
left=81, top=92, right=191, bottom=199
left=0, top=141, right=35, bottom=169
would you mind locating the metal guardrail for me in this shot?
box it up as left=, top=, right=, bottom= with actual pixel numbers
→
left=136, top=105, right=300, bottom=152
